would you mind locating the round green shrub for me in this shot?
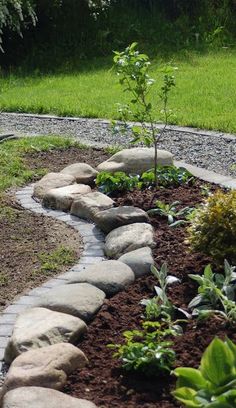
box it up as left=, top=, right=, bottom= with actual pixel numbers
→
left=188, top=189, right=236, bottom=264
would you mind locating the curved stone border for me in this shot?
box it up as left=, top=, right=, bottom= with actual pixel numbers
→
left=0, top=184, right=106, bottom=377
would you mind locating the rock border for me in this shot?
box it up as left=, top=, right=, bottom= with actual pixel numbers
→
left=0, top=158, right=236, bottom=406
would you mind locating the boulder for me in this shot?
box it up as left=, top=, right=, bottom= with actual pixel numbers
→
left=61, top=163, right=98, bottom=185
left=97, top=147, right=173, bottom=174
left=70, top=192, right=114, bottom=221
left=42, top=184, right=91, bottom=212
left=105, top=223, right=155, bottom=259
left=36, top=283, right=105, bottom=322
left=33, top=173, right=75, bottom=200
left=3, top=343, right=87, bottom=393
left=4, top=307, right=87, bottom=364
left=94, top=206, right=149, bottom=233
left=2, top=387, right=97, bottom=408
left=67, top=260, right=135, bottom=296
left=118, top=246, right=154, bottom=277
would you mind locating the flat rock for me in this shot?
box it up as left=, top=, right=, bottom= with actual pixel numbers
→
left=42, top=184, right=91, bottom=212
left=61, top=163, right=98, bottom=184
left=70, top=192, right=114, bottom=221
left=105, top=223, right=155, bottom=259
left=118, top=246, right=154, bottom=277
left=2, top=387, right=97, bottom=408
left=3, top=343, right=87, bottom=394
left=94, top=206, right=149, bottom=233
left=67, top=260, right=135, bottom=296
left=36, top=283, right=105, bottom=321
left=33, top=172, right=75, bottom=199
left=4, top=307, right=87, bottom=364
left=97, top=147, right=173, bottom=174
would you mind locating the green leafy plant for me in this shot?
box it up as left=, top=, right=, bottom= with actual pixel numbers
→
left=141, top=166, right=194, bottom=188
left=188, top=190, right=236, bottom=264
left=141, top=263, right=189, bottom=333
left=113, top=42, right=177, bottom=187
left=173, top=337, right=236, bottom=407
left=108, top=320, right=176, bottom=375
left=188, top=261, right=236, bottom=324
left=96, top=171, right=139, bottom=194
left=147, top=200, right=194, bottom=227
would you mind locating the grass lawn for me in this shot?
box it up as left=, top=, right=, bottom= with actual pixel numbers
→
left=0, top=49, right=236, bottom=133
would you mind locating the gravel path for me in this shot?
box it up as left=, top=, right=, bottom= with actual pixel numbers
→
left=0, top=112, right=236, bottom=178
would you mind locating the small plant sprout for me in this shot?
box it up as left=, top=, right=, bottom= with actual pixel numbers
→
left=147, top=200, right=194, bottom=227
left=113, top=42, right=177, bottom=187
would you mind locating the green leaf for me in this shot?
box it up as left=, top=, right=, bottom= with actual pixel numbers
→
left=174, top=367, right=207, bottom=390
left=172, top=387, right=202, bottom=407
left=200, top=337, right=233, bottom=387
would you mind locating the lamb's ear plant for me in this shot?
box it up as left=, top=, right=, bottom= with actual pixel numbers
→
left=113, top=42, right=177, bottom=187
left=173, top=337, right=236, bottom=408
left=147, top=200, right=194, bottom=226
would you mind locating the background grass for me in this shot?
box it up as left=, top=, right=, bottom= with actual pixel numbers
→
left=0, top=49, right=236, bottom=133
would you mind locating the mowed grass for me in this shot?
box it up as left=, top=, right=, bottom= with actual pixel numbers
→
left=0, top=49, right=236, bottom=133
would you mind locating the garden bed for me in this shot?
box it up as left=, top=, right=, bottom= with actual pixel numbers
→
left=64, top=181, right=234, bottom=408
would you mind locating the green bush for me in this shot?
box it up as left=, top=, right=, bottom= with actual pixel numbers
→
left=188, top=190, right=236, bottom=264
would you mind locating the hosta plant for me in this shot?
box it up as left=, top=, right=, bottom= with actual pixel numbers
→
left=108, top=321, right=176, bottom=375
left=173, top=337, right=236, bottom=407
left=188, top=190, right=236, bottom=264
left=96, top=171, right=139, bottom=194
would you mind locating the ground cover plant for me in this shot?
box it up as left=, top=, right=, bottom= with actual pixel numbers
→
left=0, top=50, right=236, bottom=133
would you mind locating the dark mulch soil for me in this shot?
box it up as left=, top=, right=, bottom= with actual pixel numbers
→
left=64, top=181, right=232, bottom=408
left=0, top=146, right=109, bottom=310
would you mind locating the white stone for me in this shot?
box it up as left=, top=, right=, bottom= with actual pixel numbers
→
left=42, top=184, right=91, bottom=212
left=70, top=192, right=114, bottom=221
left=118, top=247, right=154, bottom=277
left=36, top=283, right=105, bottom=321
left=97, top=147, right=173, bottom=174
left=2, top=387, right=97, bottom=408
left=94, top=206, right=149, bottom=233
left=61, top=163, right=98, bottom=184
left=4, top=307, right=87, bottom=364
left=33, top=173, right=75, bottom=199
left=3, top=343, right=87, bottom=393
left=105, top=223, right=155, bottom=259
left=67, top=260, right=135, bottom=296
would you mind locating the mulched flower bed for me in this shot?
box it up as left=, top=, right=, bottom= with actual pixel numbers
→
left=64, top=181, right=235, bottom=408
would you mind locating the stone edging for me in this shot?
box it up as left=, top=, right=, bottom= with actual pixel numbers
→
left=0, top=184, right=106, bottom=376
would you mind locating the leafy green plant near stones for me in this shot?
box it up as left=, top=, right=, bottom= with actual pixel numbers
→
left=147, top=200, right=194, bottom=227
left=108, top=320, right=176, bottom=375
left=38, top=246, right=76, bottom=274
left=96, top=171, right=139, bottom=194
left=141, top=166, right=194, bottom=188
left=141, top=263, right=189, bottom=334
left=113, top=42, right=177, bottom=187
left=173, top=337, right=236, bottom=408
left=187, top=190, right=236, bottom=264
left=188, top=261, right=236, bottom=325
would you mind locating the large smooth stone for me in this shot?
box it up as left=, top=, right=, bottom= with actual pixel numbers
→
left=67, top=260, right=135, bottom=296
left=70, top=192, right=114, bottom=221
left=94, top=206, right=149, bottom=233
left=36, top=283, right=105, bottom=321
left=4, top=307, right=87, bottom=364
left=118, top=247, right=154, bottom=278
left=3, top=343, right=87, bottom=393
left=33, top=172, right=75, bottom=199
left=42, top=184, right=91, bottom=212
left=105, top=223, right=155, bottom=259
left=2, top=387, right=97, bottom=408
left=97, top=147, right=173, bottom=174
left=61, top=163, right=98, bottom=184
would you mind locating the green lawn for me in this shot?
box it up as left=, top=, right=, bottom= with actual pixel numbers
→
left=1, top=49, right=236, bottom=133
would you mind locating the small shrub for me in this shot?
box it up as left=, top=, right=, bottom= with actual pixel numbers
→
left=173, top=337, right=236, bottom=408
left=187, top=190, right=236, bottom=264
left=108, top=321, right=176, bottom=375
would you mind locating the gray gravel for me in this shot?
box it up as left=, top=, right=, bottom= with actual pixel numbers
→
left=0, top=112, right=235, bottom=177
